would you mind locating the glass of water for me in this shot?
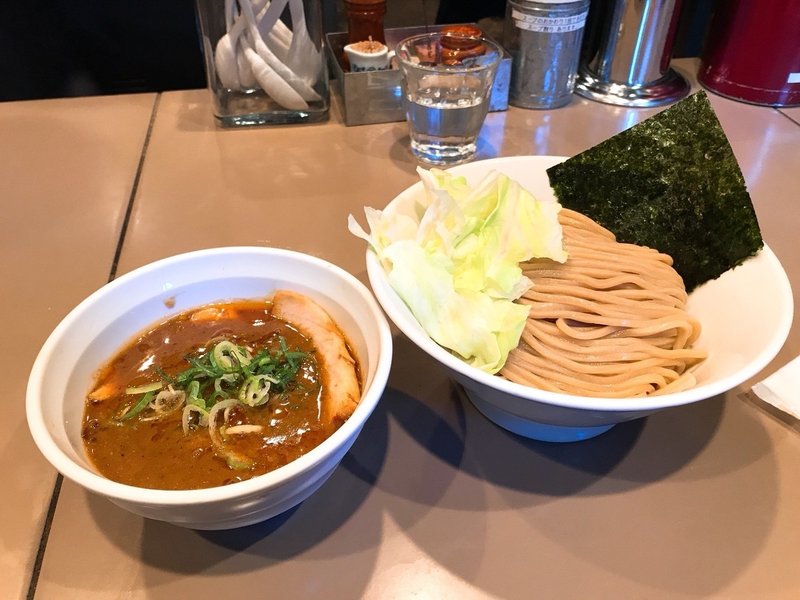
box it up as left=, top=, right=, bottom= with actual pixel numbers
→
left=395, top=32, right=503, bottom=165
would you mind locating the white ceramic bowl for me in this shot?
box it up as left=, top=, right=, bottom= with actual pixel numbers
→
left=27, top=247, right=393, bottom=529
left=367, top=156, right=794, bottom=442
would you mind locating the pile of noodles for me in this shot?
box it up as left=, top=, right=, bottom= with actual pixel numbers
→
left=500, top=209, right=707, bottom=398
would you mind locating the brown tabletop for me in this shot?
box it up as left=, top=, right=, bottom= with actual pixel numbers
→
left=6, top=59, right=800, bottom=599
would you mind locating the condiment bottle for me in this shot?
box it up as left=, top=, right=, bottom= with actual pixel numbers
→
left=344, top=0, right=387, bottom=44
left=440, top=24, right=486, bottom=65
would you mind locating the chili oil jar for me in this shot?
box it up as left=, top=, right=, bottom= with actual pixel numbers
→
left=344, top=0, right=387, bottom=44
left=503, top=0, right=590, bottom=109
left=440, top=25, right=486, bottom=65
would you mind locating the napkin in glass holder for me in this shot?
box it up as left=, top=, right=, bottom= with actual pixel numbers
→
left=195, top=0, right=329, bottom=126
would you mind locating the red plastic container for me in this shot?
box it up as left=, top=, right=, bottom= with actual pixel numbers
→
left=699, top=0, right=800, bottom=107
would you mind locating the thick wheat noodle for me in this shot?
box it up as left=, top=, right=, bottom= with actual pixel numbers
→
left=518, top=326, right=697, bottom=375
left=501, top=361, right=568, bottom=394
left=551, top=321, right=641, bottom=340
left=552, top=322, right=621, bottom=340
left=528, top=274, right=687, bottom=304
left=524, top=251, right=673, bottom=270
left=500, top=209, right=707, bottom=398
left=503, top=357, right=665, bottom=397
left=523, top=320, right=706, bottom=362
left=503, top=361, right=675, bottom=396
left=541, top=251, right=679, bottom=280
left=506, top=345, right=686, bottom=382
left=527, top=310, right=698, bottom=348
left=523, top=298, right=683, bottom=323
left=559, top=211, right=615, bottom=238
left=506, top=348, right=680, bottom=397
left=510, top=348, right=692, bottom=387
left=523, top=319, right=696, bottom=351
left=550, top=320, right=685, bottom=347
left=533, top=272, right=674, bottom=292
left=522, top=286, right=687, bottom=316
left=523, top=265, right=685, bottom=296
left=549, top=222, right=679, bottom=262
left=534, top=255, right=673, bottom=277
left=526, top=304, right=700, bottom=348
left=565, top=224, right=667, bottom=249
left=652, top=372, right=699, bottom=395
left=540, top=318, right=680, bottom=348
left=522, top=306, right=700, bottom=347
left=566, top=237, right=674, bottom=266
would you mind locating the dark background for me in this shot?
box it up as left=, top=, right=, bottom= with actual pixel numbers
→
left=0, top=0, right=716, bottom=102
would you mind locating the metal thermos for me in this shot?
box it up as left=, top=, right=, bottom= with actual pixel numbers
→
left=575, top=0, right=689, bottom=107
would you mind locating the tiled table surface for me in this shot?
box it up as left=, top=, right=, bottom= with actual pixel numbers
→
left=5, top=59, right=800, bottom=599
left=0, top=93, right=156, bottom=600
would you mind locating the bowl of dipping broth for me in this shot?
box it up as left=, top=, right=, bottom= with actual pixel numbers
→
left=364, top=156, right=793, bottom=442
left=27, top=247, right=392, bottom=529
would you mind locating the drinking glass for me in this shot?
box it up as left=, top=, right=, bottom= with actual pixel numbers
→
left=395, top=32, right=503, bottom=165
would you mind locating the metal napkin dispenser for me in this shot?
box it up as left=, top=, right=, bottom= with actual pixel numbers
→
left=326, top=25, right=511, bottom=127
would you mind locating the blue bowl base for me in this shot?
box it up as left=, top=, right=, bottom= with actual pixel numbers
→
left=463, top=388, right=615, bottom=443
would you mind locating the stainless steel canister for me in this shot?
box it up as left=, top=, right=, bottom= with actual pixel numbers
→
left=575, top=0, right=688, bottom=107
left=503, top=0, right=591, bottom=109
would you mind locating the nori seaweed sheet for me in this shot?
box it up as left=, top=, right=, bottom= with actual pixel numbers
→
left=546, top=90, right=763, bottom=292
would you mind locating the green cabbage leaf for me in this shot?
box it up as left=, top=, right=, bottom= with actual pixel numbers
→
left=349, top=167, right=567, bottom=373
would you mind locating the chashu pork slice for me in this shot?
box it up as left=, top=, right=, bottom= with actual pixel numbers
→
left=271, top=290, right=360, bottom=424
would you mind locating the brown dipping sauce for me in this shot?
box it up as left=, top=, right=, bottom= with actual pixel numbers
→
left=82, top=299, right=353, bottom=490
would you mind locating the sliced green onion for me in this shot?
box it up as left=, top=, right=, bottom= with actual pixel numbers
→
left=117, top=336, right=309, bottom=466
left=181, top=404, right=209, bottom=434
left=207, top=398, right=240, bottom=449
left=154, top=366, right=176, bottom=385
left=152, top=387, right=186, bottom=415
left=210, top=341, right=251, bottom=373
left=239, top=374, right=277, bottom=407
left=125, top=382, right=163, bottom=395
left=213, top=373, right=238, bottom=395
left=187, top=356, right=218, bottom=378
left=207, top=390, right=228, bottom=405
left=224, top=452, right=254, bottom=470
left=118, top=390, right=155, bottom=421
left=186, top=380, right=205, bottom=409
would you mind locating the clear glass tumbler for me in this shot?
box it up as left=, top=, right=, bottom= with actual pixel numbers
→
left=195, top=0, right=329, bottom=126
left=395, top=33, right=503, bottom=165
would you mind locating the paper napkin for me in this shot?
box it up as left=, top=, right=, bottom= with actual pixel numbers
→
left=751, top=354, right=800, bottom=420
